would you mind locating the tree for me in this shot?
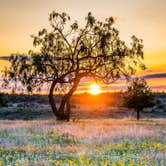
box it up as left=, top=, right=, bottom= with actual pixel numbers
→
left=122, top=78, right=155, bottom=120
left=3, top=11, right=145, bottom=120
left=0, top=93, right=8, bottom=107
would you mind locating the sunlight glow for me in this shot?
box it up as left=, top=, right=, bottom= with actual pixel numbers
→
left=89, top=84, right=101, bottom=95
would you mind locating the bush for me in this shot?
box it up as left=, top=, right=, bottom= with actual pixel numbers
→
left=122, top=78, right=155, bottom=120
left=0, top=93, right=8, bottom=107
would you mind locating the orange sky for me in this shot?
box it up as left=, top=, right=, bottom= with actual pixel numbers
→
left=0, top=0, right=166, bottom=92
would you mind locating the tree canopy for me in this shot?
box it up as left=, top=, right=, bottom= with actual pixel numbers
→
left=123, top=78, right=155, bottom=120
left=3, top=11, right=145, bottom=120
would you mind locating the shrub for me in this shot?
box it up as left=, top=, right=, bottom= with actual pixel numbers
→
left=122, top=78, right=155, bottom=120
left=0, top=93, right=8, bottom=107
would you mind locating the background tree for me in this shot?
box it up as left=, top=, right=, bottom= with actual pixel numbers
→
left=0, top=93, right=8, bottom=107
left=3, top=11, right=145, bottom=120
left=122, top=78, right=155, bottom=120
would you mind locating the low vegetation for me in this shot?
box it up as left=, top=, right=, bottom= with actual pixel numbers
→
left=0, top=92, right=165, bottom=120
left=0, top=92, right=165, bottom=165
left=0, top=119, right=165, bottom=165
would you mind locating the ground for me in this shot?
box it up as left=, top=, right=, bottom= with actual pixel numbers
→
left=0, top=119, right=166, bottom=165
left=0, top=93, right=166, bottom=165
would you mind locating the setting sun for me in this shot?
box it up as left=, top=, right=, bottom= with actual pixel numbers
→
left=89, top=84, right=101, bottom=95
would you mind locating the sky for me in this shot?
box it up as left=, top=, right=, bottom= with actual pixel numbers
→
left=0, top=0, right=166, bottom=92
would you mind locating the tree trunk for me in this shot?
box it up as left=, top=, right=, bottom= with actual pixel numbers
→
left=56, top=100, right=71, bottom=121
left=48, top=80, right=59, bottom=117
left=49, top=90, right=71, bottom=121
left=65, top=100, right=71, bottom=121
left=136, top=109, right=140, bottom=120
left=48, top=77, right=80, bottom=121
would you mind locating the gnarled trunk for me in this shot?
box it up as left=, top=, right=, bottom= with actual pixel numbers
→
left=48, top=80, right=59, bottom=117
left=136, top=109, right=140, bottom=120
left=48, top=78, right=80, bottom=121
left=56, top=99, right=71, bottom=121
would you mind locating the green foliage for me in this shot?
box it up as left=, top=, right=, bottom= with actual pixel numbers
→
left=123, top=78, right=155, bottom=111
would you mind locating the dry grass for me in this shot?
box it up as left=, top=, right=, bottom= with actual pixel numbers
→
left=0, top=116, right=166, bottom=165
left=0, top=118, right=165, bottom=142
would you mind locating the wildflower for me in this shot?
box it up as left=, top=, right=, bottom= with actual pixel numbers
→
left=153, top=142, right=161, bottom=149
left=117, top=160, right=124, bottom=166
left=112, top=160, right=124, bottom=166
left=0, top=147, right=4, bottom=152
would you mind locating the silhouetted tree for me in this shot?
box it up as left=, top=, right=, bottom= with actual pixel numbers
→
left=0, top=93, right=8, bottom=107
left=123, top=78, right=155, bottom=120
left=3, top=11, right=145, bottom=120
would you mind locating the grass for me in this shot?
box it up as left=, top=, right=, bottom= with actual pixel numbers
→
left=0, top=119, right=165, bottom=166
left=0, top=93, right=166, bottom=165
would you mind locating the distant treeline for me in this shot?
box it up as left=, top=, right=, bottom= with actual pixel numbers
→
left=0, top=92, right=166, bottom=106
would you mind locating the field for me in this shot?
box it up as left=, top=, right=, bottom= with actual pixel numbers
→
left=0, top=93, right=166, bottom=165
left=0, top=119, right=166, bottom=166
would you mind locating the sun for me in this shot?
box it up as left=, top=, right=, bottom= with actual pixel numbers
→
left=89, top=84, right=101, bottom=95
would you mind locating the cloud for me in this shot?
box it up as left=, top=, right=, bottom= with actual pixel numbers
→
left=0, top=56, right=10, bottom=60
left=142, top=73, right=166, bottom=79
